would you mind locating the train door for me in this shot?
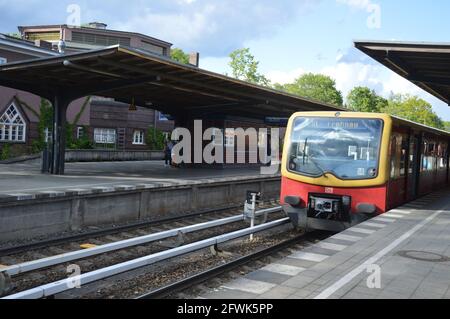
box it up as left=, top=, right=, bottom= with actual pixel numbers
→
left=387, top=135, right=404, bottom=209
left=407, top=135, right=420, bottom=200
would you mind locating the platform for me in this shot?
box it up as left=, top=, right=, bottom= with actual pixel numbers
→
left=0, top=161, right=280, bottom=242
left=200, top=188, right=450, bottom=299
left=0, top=161, right=269, bottom=197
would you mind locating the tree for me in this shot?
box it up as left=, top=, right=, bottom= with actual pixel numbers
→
left=346, top=86, right=387, bottom=112
left=6, top=33, right=21, bottom=39
left=170, top=48, right=190, bottom=64
left=31, top=98, right=53, bottom=153
left=444, top=121, right=450, bottom=132
left=384, top=94, right=445, bottom=129
left=228, top=48, right=270, bottom=86
left=278, top=73, right=343, bottom=106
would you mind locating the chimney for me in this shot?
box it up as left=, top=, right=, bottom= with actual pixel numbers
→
left=87, top=22, right=107, bottom=29
left=188, top=52, right=200, bottom=67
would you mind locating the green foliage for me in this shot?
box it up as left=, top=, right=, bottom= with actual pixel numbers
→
left=277, top=73, right=343, bottom=106
left=384, top=94, right=445, bottom=130
left=346, top=86, right=388, bottom=112
left=228, top=48, right=270, bottom=87
left=6, top=33, right=21, bottom=39
left=66, top=124, right=93, bottom=150
left=65, top=96, right=93, bottom=150
left=32, top=98, right=53, bottom=153
left=444, top=121, right=450, bottom=132
left=145, top=127, right=165, bottom=150
left=0, top=144, right=11, bottom=160
left=73, top=97, right=90, bottom=125
left=171, top=48, right=190, bottom=64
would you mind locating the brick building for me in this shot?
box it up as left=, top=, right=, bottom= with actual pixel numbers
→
left=0, top=23, right=175, bottom=157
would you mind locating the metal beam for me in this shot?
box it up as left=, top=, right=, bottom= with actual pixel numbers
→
left=96, top=57, right=333, bottom=111
left=408, top=74, right=450, bottom=86
left=63, top=60, right=126, bottom=79
left=1, top=207, right=281, bottom=277
left=65, top=75, right=161, bottom=101
left=2, top=217, right=289, bottom=299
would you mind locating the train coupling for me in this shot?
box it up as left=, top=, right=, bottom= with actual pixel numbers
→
left=283, top=194, right=376, bottom=232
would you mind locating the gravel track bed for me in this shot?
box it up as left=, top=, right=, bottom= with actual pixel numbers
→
left=2, top=204, right=283, bottom=296
left=60, top=227, right=330, bottom=299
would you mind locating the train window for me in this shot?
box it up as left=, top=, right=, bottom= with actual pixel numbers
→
left=429, top=142, right=436, bottom=171
left=438, top=143, right=448, bottom=169
left=421, top=141, right=428, bottom=171
left=287, top=117, right=383, bottom=180
left=408, top=138, right=416, bottom=174
left=399, top=136, right=408, bottom=177
left=390, top=136, right=399, bottom=179
left=422, top=140, right=438, bottom=171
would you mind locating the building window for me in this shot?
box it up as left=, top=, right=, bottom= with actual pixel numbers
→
left=141, top=41, right=164, bottom=55
left=159, top=112, right=169, bottom=121
left=94, top=128, right=116, bottom=144
left=163, top=132, right=171, bottom=142
left=0, top=103, right=26, bottom=142
left=0, top=57, right=7, bottom=65
left=71, top=31, right=131, bottom=46
left=44, top=127, right=51, bottom=143
left=77, top=127, right=84, bottom=139
left=225, top=128, right=235, bottom=147
left=212, top=128, right=223, bottom=146
left=133, top=130, right=145, bottom=145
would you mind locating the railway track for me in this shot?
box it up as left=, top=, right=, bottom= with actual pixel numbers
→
left=0, top=203, right=256, bottom=257
left=136, top=233, right=323, bottom=299
left=0, top=202, right=291, bottom=299
left=60, top=221, right=329, bottom=299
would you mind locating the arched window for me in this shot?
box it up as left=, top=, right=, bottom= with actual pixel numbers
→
left=0, top=102, right=26, bottom=142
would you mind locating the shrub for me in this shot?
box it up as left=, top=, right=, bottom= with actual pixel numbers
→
left=146, top=127, right=165, bottom=150
left=0, top=144, right=11, bottom=160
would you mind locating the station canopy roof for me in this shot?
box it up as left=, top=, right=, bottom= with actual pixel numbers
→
left=0, top=45, right=341, bottom=120
left=355, top=40, right=450, bottom=106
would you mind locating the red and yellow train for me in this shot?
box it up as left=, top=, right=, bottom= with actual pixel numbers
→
left=281, top=111, right=450, bottom=231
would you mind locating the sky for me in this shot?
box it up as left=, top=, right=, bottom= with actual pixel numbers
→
left=0, top=0, right=449, bottom=120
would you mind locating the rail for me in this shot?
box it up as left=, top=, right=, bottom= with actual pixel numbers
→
left=1, top=207, right=282, bottom=277
left=2, top=217, right=289, bottom=299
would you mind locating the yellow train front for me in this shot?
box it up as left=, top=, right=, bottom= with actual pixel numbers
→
left=281, top=111, right=450, bottom=232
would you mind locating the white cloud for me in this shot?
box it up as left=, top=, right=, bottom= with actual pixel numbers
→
left=336, top=0, right=381, bottom=29
left=266, top=68, right=306, bottom=85
left=321, top=59, right=430, bottom=103
left=112, top=0, right=318, bottom=56
left=264, top=51, right=450, bottom=120
left=115, top=4, right=217, bottom=49
left=336, top=0, right=372, bottom=11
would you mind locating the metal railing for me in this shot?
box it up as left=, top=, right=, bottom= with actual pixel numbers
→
left=3, top=216, right=289, bottom=299
left=2, top=207, right=282, bottom=277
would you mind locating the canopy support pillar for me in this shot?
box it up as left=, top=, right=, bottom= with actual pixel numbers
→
left=50, top=95, right=70, bottom=175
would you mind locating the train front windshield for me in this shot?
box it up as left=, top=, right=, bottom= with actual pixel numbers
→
left=288, top=117, right=384, bottom=180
